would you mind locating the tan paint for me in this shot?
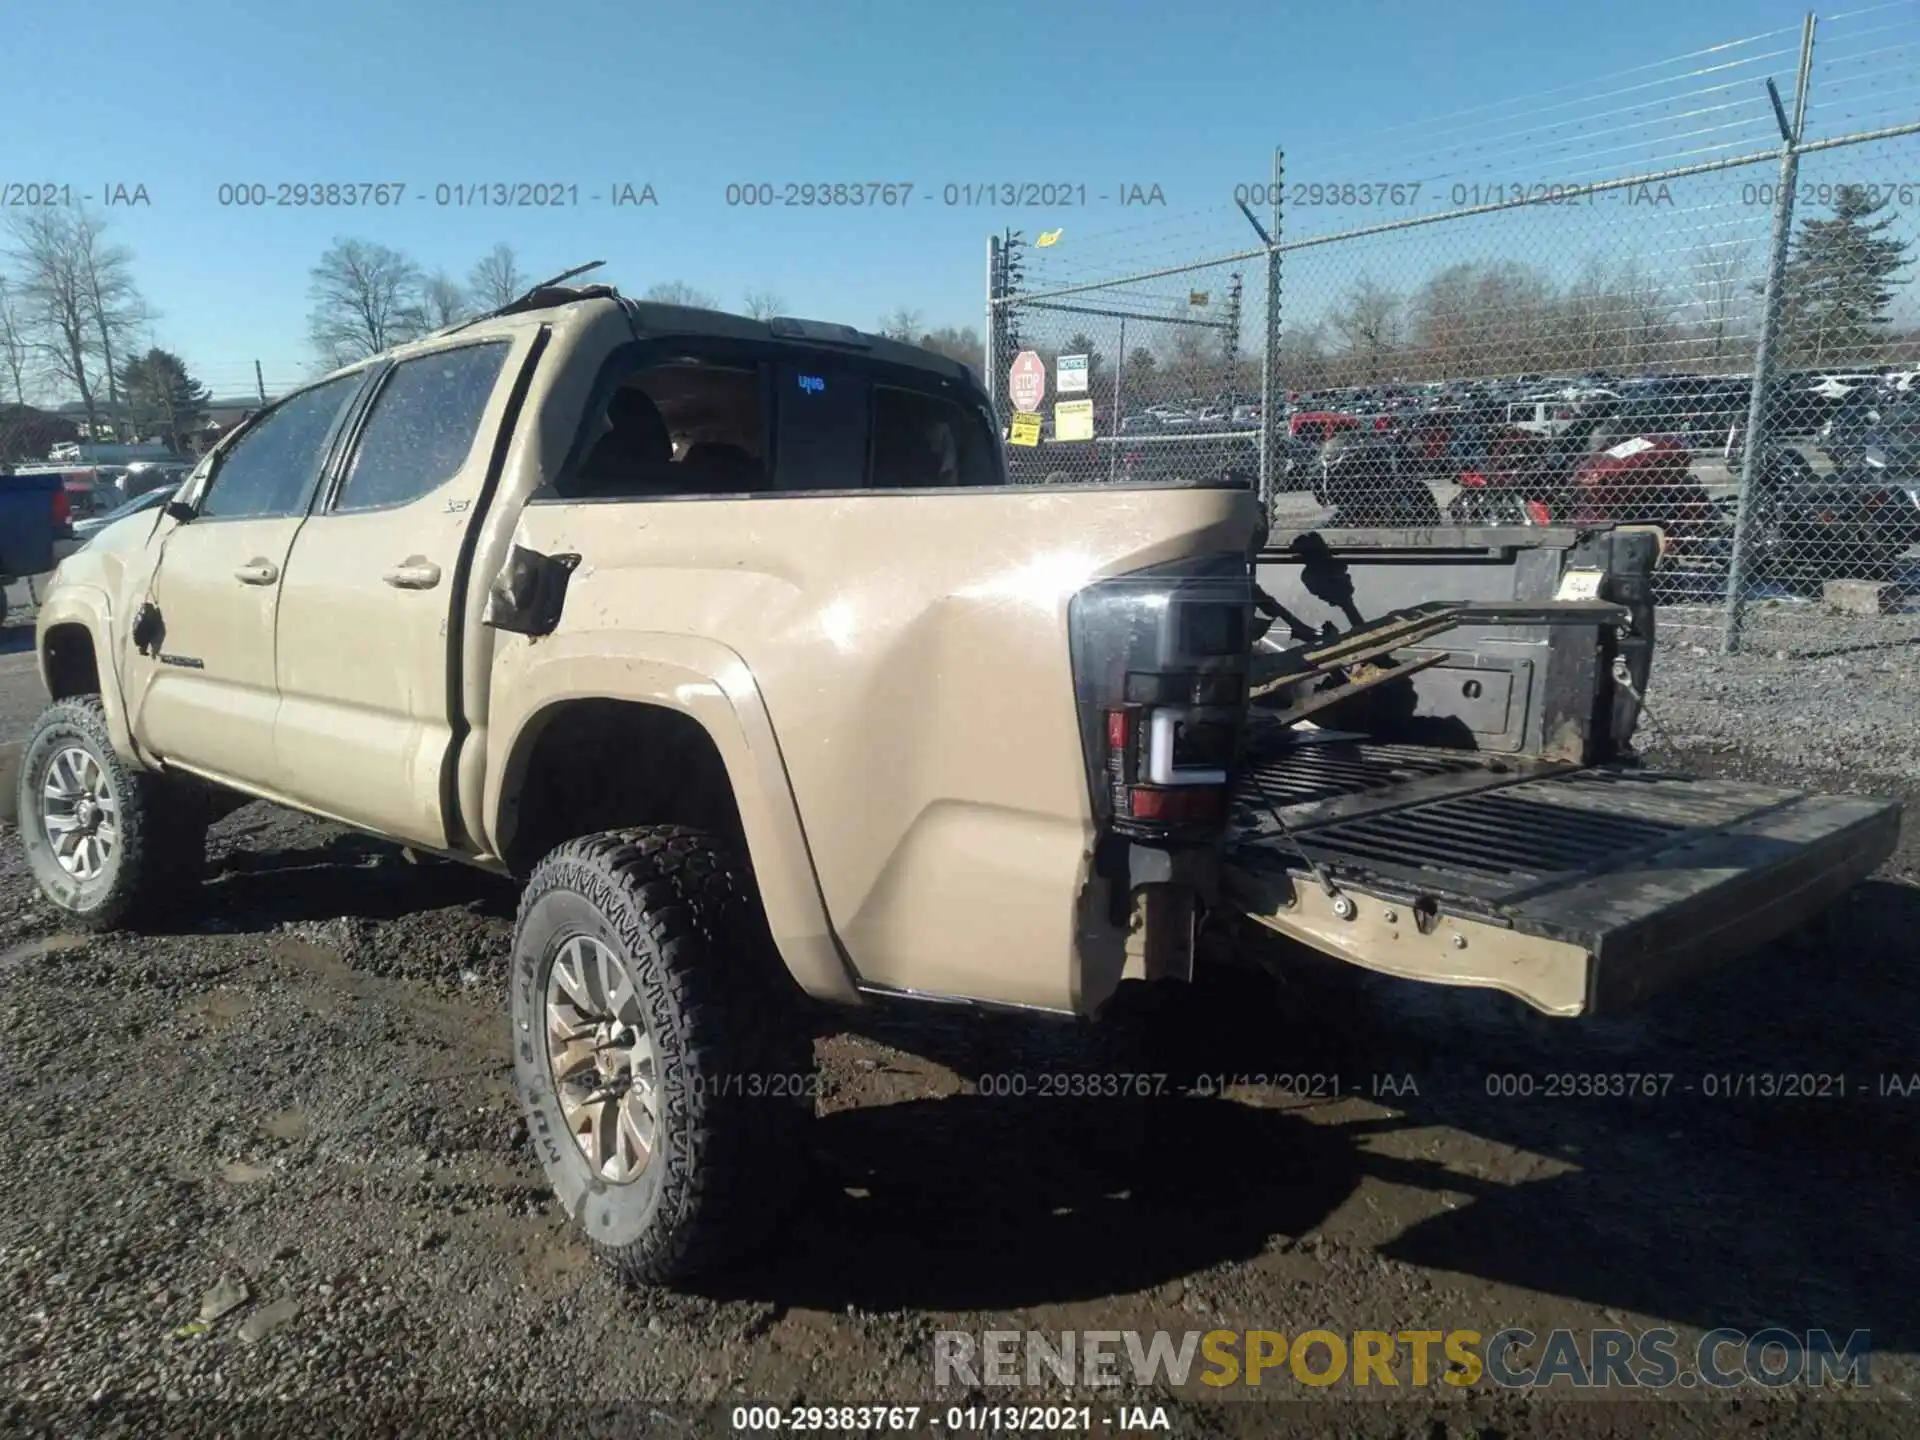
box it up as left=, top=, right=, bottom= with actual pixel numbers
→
left=271, top=331, right=538, bottom=847
left=32, top=294, right=1264, bottom=1015
left=1228, top=866, right=1595, bottom=1017
left=499, top=488, right=1259, bottom=1011
left=34, top=557, right=140, bottom=761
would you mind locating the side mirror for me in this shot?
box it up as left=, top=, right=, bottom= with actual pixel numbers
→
left=164, top=500, right=196, bottom=523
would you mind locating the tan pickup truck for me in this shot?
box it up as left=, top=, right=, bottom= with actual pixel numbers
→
left=4, top=279, right=1899, bottom=1284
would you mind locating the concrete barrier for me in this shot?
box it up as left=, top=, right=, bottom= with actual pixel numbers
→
left=1822, top=579, right=1898, bottom=616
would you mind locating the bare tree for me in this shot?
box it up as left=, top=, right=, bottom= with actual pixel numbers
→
left=880, top=307, right=923, bottom=342
left=1328, top=277, right=1402, bottom=382
left=74, top=214, right=147, bottom=436
left=916, top=325, right=984, bottom=376
left=0, top=276, right=32, bottom=405
left=1691, top=240, right=1751, bottom=368
left=643, top=280, right=718, bottom=309
left=7, top=207, right=106, bottom=434
left=741, top=288, right=786, bottom=320
left=421, top=270, right=471, bottom=330
left=308, top=238, right=425, bottom=365
left=468, top=243, right=527, bottom=311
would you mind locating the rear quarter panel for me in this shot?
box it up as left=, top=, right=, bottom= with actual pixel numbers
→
left=495, top=485, right=1261, bottom=1012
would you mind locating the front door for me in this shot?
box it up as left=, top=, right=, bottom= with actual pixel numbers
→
left=127, top=371, right=367, bottom=787
left=271, top=339, right=520, bottom=849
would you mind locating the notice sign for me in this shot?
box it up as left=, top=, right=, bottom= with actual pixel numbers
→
left=1054, top=399, right=1095, bottom=441
left=1008, top=412, right=1043, bottom=446
left=1057, top=354, right=1089, bottom=394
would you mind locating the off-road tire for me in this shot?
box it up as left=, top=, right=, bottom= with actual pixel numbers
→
left=510, top=825, right=813, bottom=1286
left=16, top=695, right=209, bottom=931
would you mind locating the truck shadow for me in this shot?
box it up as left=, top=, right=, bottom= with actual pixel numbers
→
left=710, top=878, right=1920, bottom=1343
left=695, top=1090, right=1365, bottom=1313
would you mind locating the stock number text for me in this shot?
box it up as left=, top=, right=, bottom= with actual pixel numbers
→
left=1235, top=181, right=1422, bottom=207
left=725, top=182, right=915, bottom=207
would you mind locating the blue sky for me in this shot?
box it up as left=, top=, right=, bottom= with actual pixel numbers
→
left=9, top=0, right=1896, bottom=399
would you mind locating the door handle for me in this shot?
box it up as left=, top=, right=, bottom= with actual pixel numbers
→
left=382, top=557, right=442, bottom=590
left=233, top=559, right=279, bottom=585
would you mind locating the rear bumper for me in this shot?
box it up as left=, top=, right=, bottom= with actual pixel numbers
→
left=1227, top=755, right=1901, bottom=1017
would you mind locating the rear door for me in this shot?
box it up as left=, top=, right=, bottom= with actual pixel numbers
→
left=127, top=372, right=367, bottom=786
left=271, top=338, right=522, bottom=848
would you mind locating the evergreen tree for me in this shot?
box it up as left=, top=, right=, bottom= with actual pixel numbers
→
left=118, top=347, right=210, bottom=453
left=1775, top=185, right=1911, bottom=366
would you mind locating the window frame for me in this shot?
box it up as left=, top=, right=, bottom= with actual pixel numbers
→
left=187, top=367, right=378, bottom=525
left=317, top=339, right=516, bottom=517
left=536, top=336, right=1008, bottom=504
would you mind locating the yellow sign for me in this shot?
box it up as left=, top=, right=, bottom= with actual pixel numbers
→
left=1054, top=398, right=1095, bottom=442
left=1009, top=413, right=1042, bottom=446
left=1036, top=228, right=1063, bottom=247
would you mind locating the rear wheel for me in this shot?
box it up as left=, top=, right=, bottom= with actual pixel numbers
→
left=509, top=825, right=813, bottom=1285
left=16, top=696, right=208, bottom=930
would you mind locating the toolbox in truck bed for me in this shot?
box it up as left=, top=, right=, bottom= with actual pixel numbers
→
left=1223, top=723, right=1901, bottom=1017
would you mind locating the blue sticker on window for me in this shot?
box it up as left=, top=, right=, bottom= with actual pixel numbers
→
left=797, top=374, right=825, bottom=394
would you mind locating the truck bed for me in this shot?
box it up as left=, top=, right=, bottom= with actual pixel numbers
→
left=1224, top=721, right=1899, bottom=1016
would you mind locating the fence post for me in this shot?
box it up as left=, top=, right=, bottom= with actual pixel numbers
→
left=1259, top=148, right=1283, bottom=513
left=1722, top=12, right=1816, bottom=655
left=985, top=234, right=1003, bottom=430
left=1109, top=313, right=1126, bottom=482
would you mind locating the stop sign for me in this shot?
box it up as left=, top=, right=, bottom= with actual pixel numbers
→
left=1008, top=351, right=1046, bottom=413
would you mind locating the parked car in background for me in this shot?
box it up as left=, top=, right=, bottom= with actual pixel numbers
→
left=54, top=484, right=181, bottom=560
left=0, top=470, right=74, bottom=625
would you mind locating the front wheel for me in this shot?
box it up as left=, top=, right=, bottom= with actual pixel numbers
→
left=509, top=825, right=813, bottom=1285
left=16, top=695, right=208, bottom=930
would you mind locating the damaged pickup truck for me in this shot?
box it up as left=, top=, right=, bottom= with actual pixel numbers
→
left=6, top=274, right=1899, bottom=1284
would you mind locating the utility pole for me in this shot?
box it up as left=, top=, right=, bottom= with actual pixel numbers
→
left=254, top=359, right=267, bottom=406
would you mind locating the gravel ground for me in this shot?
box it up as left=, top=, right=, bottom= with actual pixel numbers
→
left=1, top=596, right=1916, bottom=1437
left=1643, top=607, right=1920, bottom=780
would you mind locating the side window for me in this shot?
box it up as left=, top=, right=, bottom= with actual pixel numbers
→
left=198, top=373, right=362, bottom=521
left=333, top=342, right=511, bottom=513
left=870, top=383, right=1000, bottom=488
left=563, top=360, right=765, bottom=498
left=773, top=362, right=870, bottom=491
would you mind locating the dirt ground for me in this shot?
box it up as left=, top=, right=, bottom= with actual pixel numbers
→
left=1, top=605, right=1916, bottom=1437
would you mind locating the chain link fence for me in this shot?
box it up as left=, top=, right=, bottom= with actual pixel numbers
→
left=988, top=236, right=1272, bottom=491
left=988, top=5, right=1920, bottom=655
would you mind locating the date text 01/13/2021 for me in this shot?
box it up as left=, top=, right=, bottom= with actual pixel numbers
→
left=210, top=182, right=659, bottom=208
left=721, top=182, right=1168, bottom=207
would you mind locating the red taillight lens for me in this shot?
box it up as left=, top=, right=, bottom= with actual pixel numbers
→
left=1525, top=500, right=1552, bottom=525
left=1373, top=416, right=1389, bottom=431
left=52, top=489, right=70, bottom=525
left=1106, top=708, right=1130, bottom=750
left=1459, top=470, right=1488, bottom=488
left=1127, top=786, right=1224, bottom=823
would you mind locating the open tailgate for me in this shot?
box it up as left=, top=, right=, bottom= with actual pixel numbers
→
left=1224, top=732, right=1900, bottom=1016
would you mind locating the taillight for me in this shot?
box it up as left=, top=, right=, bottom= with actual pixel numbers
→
left=52, top=489, right=70, bottom=525
left=1459, top=470, right=1488, bottom=488
left=1069, top=555, right=1251, bottom=842
left=1525, top=499, right=1552, bottom=525
left=1126, top=786, right=1225, bottom=824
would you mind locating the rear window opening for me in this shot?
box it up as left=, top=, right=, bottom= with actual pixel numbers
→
left=552, top=344, right=1002, bottom=500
